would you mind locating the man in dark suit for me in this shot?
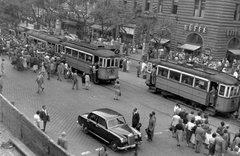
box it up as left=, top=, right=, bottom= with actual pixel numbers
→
left=215, top=132, right=225, bottom=156
left=195, top=120, right=206, bottom=153
left=132, top=108, right=140, bottom=130
left=40, top=105, right=49, bottom=132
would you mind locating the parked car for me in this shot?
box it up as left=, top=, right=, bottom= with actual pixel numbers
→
left=77, top=108, right=142, bottom=151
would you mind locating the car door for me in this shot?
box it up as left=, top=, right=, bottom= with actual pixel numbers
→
left=95, top=116, right=109, bottom=143
left=87, top=113, right=98, bottom=135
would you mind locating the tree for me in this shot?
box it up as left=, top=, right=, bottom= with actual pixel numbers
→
left=0, top=0, right=25, bottom=35
left=67, top=0, right=97, bottom=39
left=90, top=2, right=137, bottom=38
left=136, top=11, right=175, bottom=58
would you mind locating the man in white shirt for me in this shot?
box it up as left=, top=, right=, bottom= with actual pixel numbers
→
left=185, top=118, right=195, bottom=146
left=171, top=113, right=180, bottom=137
left=195, top=112, right=202, bottom=122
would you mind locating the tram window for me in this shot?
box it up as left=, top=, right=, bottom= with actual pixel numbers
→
left=238, top=86, right=240, bottom=95
left=86, top=55, right=92, bottom=63
left=219, top=85, right=225, bottom=96
left=181, top=74, right=193, bottom=86
left=78, top=52, right=85, bottom=60
left=72, top=50, right=78, bottom=58
left=194, top=78, right=208, bottom=90
left=169, top=70, right=180, bottom=82
left=106, top=59, right=111, bottom=67
left=99, top=58, right=103, bottom=67
left=226, top=87, right=230, bottom=97
left=66, top=48, right=72, bottom=55
left=158, top=67, right=169, bottom=78
left=115, top=58, right=119, bottom=67
left=111, top=59, right=115, bottom=67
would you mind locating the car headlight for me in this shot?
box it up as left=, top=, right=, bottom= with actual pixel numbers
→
left=120, top=137, right=127, bottom=143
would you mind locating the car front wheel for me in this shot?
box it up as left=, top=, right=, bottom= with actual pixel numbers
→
left=83, top=124, right=89, bottom=134
left=110, top=141, right=118, bottom=151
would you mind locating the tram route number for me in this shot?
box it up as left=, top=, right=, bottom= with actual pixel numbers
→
left=109, top=75, right=116, bottom=79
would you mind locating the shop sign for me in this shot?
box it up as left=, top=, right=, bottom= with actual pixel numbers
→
left=184, top=24, right=207, bottom=34
left=226, top=29, right=240, bottom=37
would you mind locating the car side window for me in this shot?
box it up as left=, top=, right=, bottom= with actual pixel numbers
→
left=88, top=113, right=98, bottom=123
left=98, top=117, right=107, bottom=129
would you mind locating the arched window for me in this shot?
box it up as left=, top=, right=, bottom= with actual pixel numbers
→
left=186, top=33, right=203, bottom=45
left=227, top=38, right=240, bottom=49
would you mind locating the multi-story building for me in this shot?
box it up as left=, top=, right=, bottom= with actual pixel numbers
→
left=112, top=0, right=240, bottom=61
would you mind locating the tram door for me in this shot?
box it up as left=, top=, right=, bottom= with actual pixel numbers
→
left=206, top=81, right=218, bottom=107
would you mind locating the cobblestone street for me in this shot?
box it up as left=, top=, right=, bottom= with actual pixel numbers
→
left=1, top=55, right=239, bottom=156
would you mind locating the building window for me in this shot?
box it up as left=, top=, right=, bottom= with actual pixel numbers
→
left=158, top=0, right=164, bottom=13
left=172, top=0, right=178, bottom=14
left=234, top=4, right=240, bottom=21
left=193, top=0, right=206, bottom=17
left=145, top=0, right=150, bottom=11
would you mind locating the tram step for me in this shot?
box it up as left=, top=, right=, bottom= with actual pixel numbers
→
left=204, top=107, right=216, bottom=116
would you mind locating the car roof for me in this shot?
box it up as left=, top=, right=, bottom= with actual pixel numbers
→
left=92, top=108, right=123, bottom=120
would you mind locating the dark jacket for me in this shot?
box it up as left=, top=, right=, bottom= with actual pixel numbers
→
left=40, top=109, right=48, bottom=122
left=132, top=112, right=140, bottom=127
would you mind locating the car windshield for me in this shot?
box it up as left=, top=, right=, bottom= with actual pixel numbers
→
left=107, top=116, right=126, bottom=128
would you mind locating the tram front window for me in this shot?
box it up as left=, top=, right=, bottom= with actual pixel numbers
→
left=219, top=85, right=226, bottom=96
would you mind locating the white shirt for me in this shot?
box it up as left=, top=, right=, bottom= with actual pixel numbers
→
left=205, top=133, right=212, bottom=144
left=171, top=115, right=180, bottom=126
left=34, top=114, right=41, bottom=123
left=234, top=71, right=238, bottom=78
left=195, top=115, right=202, bottom=121
left=186, top=122, right=195, bottom=131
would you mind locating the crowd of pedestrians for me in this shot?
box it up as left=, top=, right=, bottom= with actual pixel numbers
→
left=170, top=103, right=240, bottom=156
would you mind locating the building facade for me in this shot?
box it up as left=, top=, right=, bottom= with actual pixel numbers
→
left=112, top=0, right=240, bottom=60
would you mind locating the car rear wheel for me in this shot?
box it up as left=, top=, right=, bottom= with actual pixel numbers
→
left=110, top=141, right=118, bottom=151
left=83, top=124, right=89, bottom=134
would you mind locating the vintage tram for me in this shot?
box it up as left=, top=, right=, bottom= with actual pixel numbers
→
left=62, top=41, right=120, bottom=83
left=27, top=30, right=64, bottom=53
left=146, top=59, right=240, bottom=115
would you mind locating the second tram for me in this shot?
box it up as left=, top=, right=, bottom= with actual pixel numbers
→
left=146, top=59, right=240, bottom=115
left=62, top=41, right=120, bottom=83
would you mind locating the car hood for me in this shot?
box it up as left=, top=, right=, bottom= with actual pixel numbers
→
left=109, top=124, right=135, bottom=137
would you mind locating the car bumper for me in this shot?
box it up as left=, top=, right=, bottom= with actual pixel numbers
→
left=117, top=141, right=142, bottom=150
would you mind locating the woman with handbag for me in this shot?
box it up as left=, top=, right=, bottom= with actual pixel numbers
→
left=113, top=80, right=121, bottom=100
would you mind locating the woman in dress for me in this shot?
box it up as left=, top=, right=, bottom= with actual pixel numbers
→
left=174, top=119, right=184, bottom=146
left=113, top=80, right=121, bottom=100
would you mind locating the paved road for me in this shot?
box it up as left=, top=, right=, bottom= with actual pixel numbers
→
left=1, top=55, right=239, bottom=156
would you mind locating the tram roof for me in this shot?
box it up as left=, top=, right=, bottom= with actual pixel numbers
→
left=149, top=59, right=239, bottom=85
left=27, top=30, right=62, bottom=44
left=61, top=42, right=117, bottom=58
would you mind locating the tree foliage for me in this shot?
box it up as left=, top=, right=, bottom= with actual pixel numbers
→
left=90, top=2, right=137, bottom=36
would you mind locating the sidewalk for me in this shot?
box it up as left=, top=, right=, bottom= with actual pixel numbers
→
left=0, top=122, right=23, bottom=156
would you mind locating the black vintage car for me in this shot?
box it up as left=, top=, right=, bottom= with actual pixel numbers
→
left=77, top=108, right=142, bottom=151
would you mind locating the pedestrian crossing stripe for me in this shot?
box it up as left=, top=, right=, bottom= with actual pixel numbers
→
left=81, top=151, right=91, bottom=155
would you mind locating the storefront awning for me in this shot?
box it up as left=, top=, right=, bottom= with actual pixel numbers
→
left=91, top=24, right=114, bottom=31
left=150, top=38, right=170, bottom=44
left=180, top=44, right=201, bottom=51
left=228, top=49, right=240, bottom=55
